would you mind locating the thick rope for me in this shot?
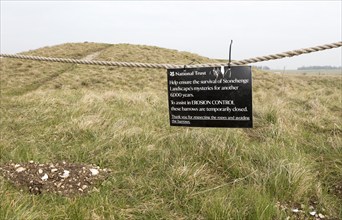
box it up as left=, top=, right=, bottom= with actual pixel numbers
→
left=1, top=41, right=341, bottom=69
left=231, top=41, right=342, bottom=65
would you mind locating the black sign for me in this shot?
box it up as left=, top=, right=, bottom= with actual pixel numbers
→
left=167, top=66, right=252, bottom=128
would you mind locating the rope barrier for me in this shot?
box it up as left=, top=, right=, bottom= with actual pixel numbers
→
left=1, top=41, right=341, bottom=69
left=231, top=41, right=342, bottom=65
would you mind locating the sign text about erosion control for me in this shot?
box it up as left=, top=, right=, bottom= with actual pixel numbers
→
left=167, top=66, right=253, bottom=127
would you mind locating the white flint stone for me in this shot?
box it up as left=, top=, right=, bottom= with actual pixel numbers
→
left=60, top=170, right=70, bottom=178
left=309, top=211, right=316, bottom=216
left=51, top=168, right=58, bottom=172
left=38, top=169, right=43, bottom=174
left=89, top=168, right=99, bottom=176
left=14, top=164, right=20, bottom=168
left=318, top=213, right=325, bottom=219
left=16, top=167, right=26, bottom=173
left=29, top=160, right=34, bottom=164
left=291, top=208, right=299, bottom=213
left=41, top=173, right=48, bottom=181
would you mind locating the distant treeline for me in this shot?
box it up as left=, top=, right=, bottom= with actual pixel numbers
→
left=297, top=66, right=342, bottom=70
left=253, top=66, right=270, bottom=70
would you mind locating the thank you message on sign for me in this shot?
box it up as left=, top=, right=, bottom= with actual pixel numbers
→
left=167, top=66, right=253, bottom=127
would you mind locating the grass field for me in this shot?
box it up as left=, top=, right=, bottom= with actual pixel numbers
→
left=0, top=43, right=341, bottom=219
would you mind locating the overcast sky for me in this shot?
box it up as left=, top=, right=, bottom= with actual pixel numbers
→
left=1, top=1, right=341, bottom=69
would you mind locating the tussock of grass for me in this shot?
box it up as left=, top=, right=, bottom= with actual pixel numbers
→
left=0, top=43, right=341, bottom=219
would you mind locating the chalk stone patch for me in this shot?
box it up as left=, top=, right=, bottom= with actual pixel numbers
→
left=0, top=161, right=110, bottom=196
left=275, top=201, right=329, bottom=220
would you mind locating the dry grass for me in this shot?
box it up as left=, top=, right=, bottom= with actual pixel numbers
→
left=0, top=43, right=341, bottom=219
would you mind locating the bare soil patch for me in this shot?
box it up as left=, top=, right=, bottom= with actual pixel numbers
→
left=333, top=181, right=342, bottom=199
left=0, top=161, right=110, bottom=196
left=81, top=51, right=101, bottom=61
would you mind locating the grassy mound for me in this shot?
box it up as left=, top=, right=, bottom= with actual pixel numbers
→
left=0, top=43, right=341, bottom=219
